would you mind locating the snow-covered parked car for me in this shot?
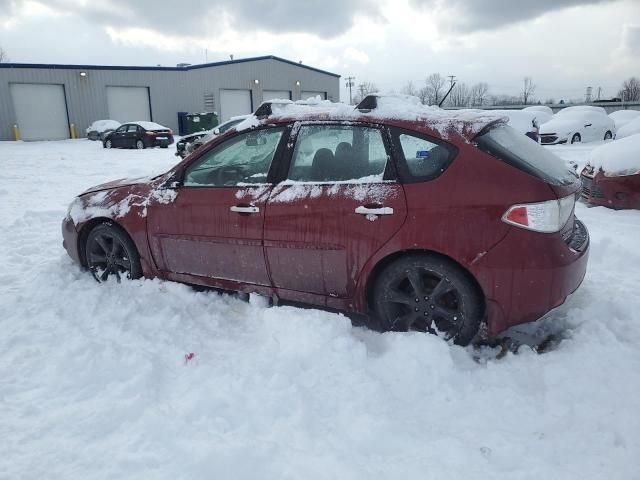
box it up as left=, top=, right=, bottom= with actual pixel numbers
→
left=556, top=105, right=607, bottom=116
left=539, top=110, right=614, bottom=144
left=608, top=110, right=640, bottom=131
left=62, top=95, right=589, bottom=346
left=615, top=116, right=640, bottom=139
left=522, top=105, right=553, bottom=125
left=175, top=115, right=250, bottom=158
left=86, top=120, right=120, bottom=141
left=580, top=134, right=640, bottom=209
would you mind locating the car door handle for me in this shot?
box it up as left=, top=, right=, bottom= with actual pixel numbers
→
left=355, top=206, right=394, bottom=215
left=584, top=124, right=592, bottom=127
left=230, top=205, right=260, bottom=214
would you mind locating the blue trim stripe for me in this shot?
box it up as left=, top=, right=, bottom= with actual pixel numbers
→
left=0, top=55, right=341, bottom=78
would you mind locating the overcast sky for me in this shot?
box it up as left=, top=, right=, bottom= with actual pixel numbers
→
left=1, top=0, right=638, bottom=102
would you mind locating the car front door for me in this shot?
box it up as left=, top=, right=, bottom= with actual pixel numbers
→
left=147, top=126, right=288, bottom=286
left=263, top=122, right=407, bottom=299
left=111, top=125, right=128, bottom=146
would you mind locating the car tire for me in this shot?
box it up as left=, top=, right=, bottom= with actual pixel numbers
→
left=370, top=253, right=483, bottom=346
left=104, top=139, right=112, bottom=149
left=85, top=222, right=142, bottom=283
left=571, top=133, right=581, bottom=144
left=604, top=131, right=613, bottom=140
left=160, top=145, right=168, bottom=149
left=135, top=139, right=145, bottom=150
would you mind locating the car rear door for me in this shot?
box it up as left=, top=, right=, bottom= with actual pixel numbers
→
left=263, top=122, right=407, bottom=298
left=146, top=126, right=288, bottom=286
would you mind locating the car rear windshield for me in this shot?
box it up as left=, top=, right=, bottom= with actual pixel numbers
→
left=475, top=123, right=577, bottom=186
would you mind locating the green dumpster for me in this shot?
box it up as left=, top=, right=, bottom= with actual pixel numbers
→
left=184, top=112, right=218, bottom=134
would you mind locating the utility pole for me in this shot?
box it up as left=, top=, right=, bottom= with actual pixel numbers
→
left=448, top=75, right=457, bottom=89
left=585, top=86, right=593, bottom=103
left=358, top=83, right=366, bottom=101
left=596, top=86, right=602, bottom=101
left=345, top=76, right=356, bottom=105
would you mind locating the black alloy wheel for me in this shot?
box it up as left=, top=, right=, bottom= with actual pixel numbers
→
left=571, top=133, right=581, bottom=144
left=85, top=223, right=142, bottom=283
left=604, top=131, right=612, bottom=140
left=372, top=254, right=483, bottom=345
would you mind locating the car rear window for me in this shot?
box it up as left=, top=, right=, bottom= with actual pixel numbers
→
left=475, top=123, right=577, bottom=186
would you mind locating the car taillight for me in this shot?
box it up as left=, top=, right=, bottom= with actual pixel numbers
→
left=502, top=194, right=575, bottom=233
left=168, top=129, right=173, bottom=135
left=146, top=131, right=157, bottom=137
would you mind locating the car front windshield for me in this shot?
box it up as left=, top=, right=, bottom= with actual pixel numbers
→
left=475, top=123, right=577, bottom=186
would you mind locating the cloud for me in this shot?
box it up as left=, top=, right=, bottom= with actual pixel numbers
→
left=409, top=0, right=617, bottom=33
left=7, top=0, right=382, bottom=39
left=619, top=23, right=640, bottom=57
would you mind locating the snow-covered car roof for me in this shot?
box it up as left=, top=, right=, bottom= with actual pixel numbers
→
left=540, top=110, right=611, bottom=132
left=556, top=105, right=607, bottom=116
left=616, top=117, right=640, bottom=139
left=523, top=105, right=554, bottom=116
left=87, top=119, right=120, bottom=133
left=609, top=110, right=640, bottom=130
left=236, top=95, right=505, bottom=141
left=588, top=134, right=640, bottom=176
left=132, top=121, right=171, bottom=131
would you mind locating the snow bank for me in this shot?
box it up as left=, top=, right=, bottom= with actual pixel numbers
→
left=587, top=134, right=640, bottom=176
left=609, top=110, right=640, bottom=130
left=1, top=139, right=639, bottom=479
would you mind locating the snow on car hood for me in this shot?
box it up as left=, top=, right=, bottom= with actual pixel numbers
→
left=539, top=113, right=589, bottom=135
left=616, top=117, right=640, bottom=139
left=70, top=176, right=176, bottom=223
left=587, top=134, right=640, bottom=177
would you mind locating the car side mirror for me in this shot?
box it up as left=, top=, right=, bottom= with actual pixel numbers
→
left=213, top=128, right=220, bottom=135
left=162, top=170, right=183, bottom=189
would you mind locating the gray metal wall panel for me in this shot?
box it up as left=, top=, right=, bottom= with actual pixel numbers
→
left=0, top=58, right=340, bottom=141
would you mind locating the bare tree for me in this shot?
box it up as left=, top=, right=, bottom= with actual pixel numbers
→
left=353, top=81, right=378, bottom=104
left=470, top=82, right=489, bottom=106
left=448, top=82, right=471, bottom=107
left=401, top=81, right=417, bottom=97
left=425, top=73, right=446, bottom=105
left=0, top=46, right=7, bottom=63
left=618, top=77, right=640, bottom=102
left=522, top=77, right=536, bottom=105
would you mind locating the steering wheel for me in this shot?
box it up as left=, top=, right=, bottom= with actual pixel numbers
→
left=215, top=165, right=244, bottom=186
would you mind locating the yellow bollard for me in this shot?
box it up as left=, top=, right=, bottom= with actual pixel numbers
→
left=13, top=124, right=20, bottom=141
left=70, top=123, right=77, bottom=139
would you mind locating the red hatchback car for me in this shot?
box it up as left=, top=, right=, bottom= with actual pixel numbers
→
left=62, top=96, right=589, bottom=345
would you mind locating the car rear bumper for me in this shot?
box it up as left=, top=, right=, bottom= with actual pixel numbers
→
left=62, top=215, right=82, bottom=265
left=151, top=136, right=174, bottom=147
left=581, top=172, right=640, bottom=209
left=470, top=218, right=590, bottom=337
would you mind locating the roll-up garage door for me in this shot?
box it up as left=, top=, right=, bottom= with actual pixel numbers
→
left=220, top=89, right=252, bottom=121
left=301, top=91, right=326, bottom=101
left=106, top=86, right=151, bottom=122
left=10, top=83, right=69, bottom=141
left=263, top=90, right=291, bottom=102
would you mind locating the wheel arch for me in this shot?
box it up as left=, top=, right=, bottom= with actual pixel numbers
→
left=77, top=217, right=135, bottom=267
left=364, top=248, right=487, bottom=317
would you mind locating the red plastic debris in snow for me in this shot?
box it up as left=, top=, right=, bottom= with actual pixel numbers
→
left=184, top=352, right=195, bottom=364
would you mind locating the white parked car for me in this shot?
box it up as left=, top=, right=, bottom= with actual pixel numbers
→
left=609, top=110, right=640, bottom=131
left=616, top=116, right=640, bottom=139
left=86, top=120, right=121, bottom=141
left=539, top=110, right=615, bottom=145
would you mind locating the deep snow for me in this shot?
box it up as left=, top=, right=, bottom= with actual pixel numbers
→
left=1, top=139, right=639, bottom=479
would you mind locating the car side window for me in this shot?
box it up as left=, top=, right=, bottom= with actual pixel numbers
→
left=115, top=126, right=127, bottom=133
left=287, top=125, right=388, bottom=182
left=183, top=127, right=285, bottom=187
left=393, top=130, right=456, bottom=181
left=127, top=125, right=138, bottom=133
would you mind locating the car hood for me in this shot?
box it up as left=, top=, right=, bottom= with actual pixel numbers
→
left=539, top=117, right=581, bottom=134
left=81, top=176, right=155, bottom=195
left=179, top=131, right=210, bottom=142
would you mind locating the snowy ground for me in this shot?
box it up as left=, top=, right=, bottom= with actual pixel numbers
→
left=1, top=139, right=639, bottom=479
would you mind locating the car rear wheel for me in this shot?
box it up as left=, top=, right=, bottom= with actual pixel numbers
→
left=571, top=133, right=581, bottom=144
left=604, top=131, right=613, bottom=140
left=371, top=254, right=483, bottom=346
left=135, top=139, right=145, bottom=150
left=104, top=139, right=112, bottom=149
left=85, top=223, right=142, bottom=283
